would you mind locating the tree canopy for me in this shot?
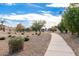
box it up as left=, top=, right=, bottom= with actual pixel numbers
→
left=60, top=6, right=79, bottom=34
left=16, top=23, right=25, bottom=32
left=31, top=20, right=46, bottom=34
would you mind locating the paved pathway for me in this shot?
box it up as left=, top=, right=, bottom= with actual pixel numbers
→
left=45, top=33, right=75, bottom=56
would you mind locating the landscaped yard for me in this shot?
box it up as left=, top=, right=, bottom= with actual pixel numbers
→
left=0, top=3, right=79, bottom=56
left=0, top=31, right=51, bottom=56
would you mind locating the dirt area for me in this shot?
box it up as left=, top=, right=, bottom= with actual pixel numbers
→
left=0, top=31, right=51, bottom=56
left=58, top=32, right=79, bottom=56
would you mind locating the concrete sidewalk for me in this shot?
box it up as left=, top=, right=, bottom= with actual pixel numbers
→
left=45, top=33, right=75, bottom=56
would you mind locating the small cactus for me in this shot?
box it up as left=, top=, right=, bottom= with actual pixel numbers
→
left=8, top=36, right=24, bottom=54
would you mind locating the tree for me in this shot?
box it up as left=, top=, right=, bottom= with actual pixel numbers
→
left=58, top=20, right=67, bottom=33
left=24, top=28, right=32, bottom=32
left=0, top=18, right=6, bottom=31
left=16, top=23, right=25, bottom=32
left=60, top=6, right=79, bottom=35
left=49, top=26, right=57, bottom=32
left=31, top=20, right=46, bottom=35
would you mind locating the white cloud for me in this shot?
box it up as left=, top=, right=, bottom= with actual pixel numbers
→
left=40, top=11, right=52, bottom=14
left=46, top=3, right=70, bottom=7
left=0, top=13, right=61, bottom=28
left=4, top=3, right=16, bottom=6
left=27, top=3, right=44, bottom=9
left=0, top=14, right=24, bottom=20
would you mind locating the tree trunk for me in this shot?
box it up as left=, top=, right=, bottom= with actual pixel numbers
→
left=38, top=30, right=41, bottom=36
left=39, top=30, right=41, bottom=35
left=65, top=30, right=67, bottom=34
left=71, top=32, right=74, bottom=35
left=35, top=31, right=37, bottom=35
left=77, top=32, right=79, bottom=35
left=3, top=27, right=5, bottom=32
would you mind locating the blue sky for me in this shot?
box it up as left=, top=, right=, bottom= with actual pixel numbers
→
left=0, top=3, right=64, bottom=15
left=0, top=3, right=67, bottom=28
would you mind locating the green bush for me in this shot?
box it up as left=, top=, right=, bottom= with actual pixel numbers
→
left=8, top=36, right=24, bottom=54
left=24, top=28, right=32, bottom=32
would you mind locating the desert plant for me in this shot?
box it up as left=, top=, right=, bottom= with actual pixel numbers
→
left=32, top=33, right=34, bottom=35
left=0, top=37, right=5, bottom=40
left=25, top=28, right=32, bottom=32
left=8, top=32, right=11, bottom=34
left=11, top=36, right=16, bottom=38
left=15, top=32, right=17, bottom=34
left=26, top=36, right=29, bottom=37
left=8, top=35, right=12, bottom=37
left=8, top=35, right=16, bottom=38
left=31, top=20, right=46, bottom=35
left=38, top=33, right=41, bottom=36
left=21, top=32, right=24, bottom=35
left=8, top=36, right=24, bottom=54
left=35, top=32, right=38, bottom=35
left=24, top=36, right=29, bottom=41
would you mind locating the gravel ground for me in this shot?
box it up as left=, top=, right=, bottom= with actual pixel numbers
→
left=57, top=32, right=79, bottom=56
left=0, top=31, right=51, bottom=56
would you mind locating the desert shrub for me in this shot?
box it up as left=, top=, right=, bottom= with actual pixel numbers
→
left=8, top=35, right=12, bottom=37
left=21, top=32, right=24, bottom=35
left=15, top=32, right=17, bottom=34
left=24, top=36, right=29, bottom=41
left=24, top=28, right=32, bottom=32
left=8, top=35, right=16, bottom=38
left=11, top=36, right=16, bottom=38
left=8, top=36, right=24, bottom=54
left=8, top=32, right=11, bottom=34
left=0, top=37, right=5, bottom=40
left=32, top=33, right=34, bottom=35
left=35, top=32, right=37, bottom=35
left=38, top=33, right=41, bottom=36
left=26, top=36, right=29, bottom=37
